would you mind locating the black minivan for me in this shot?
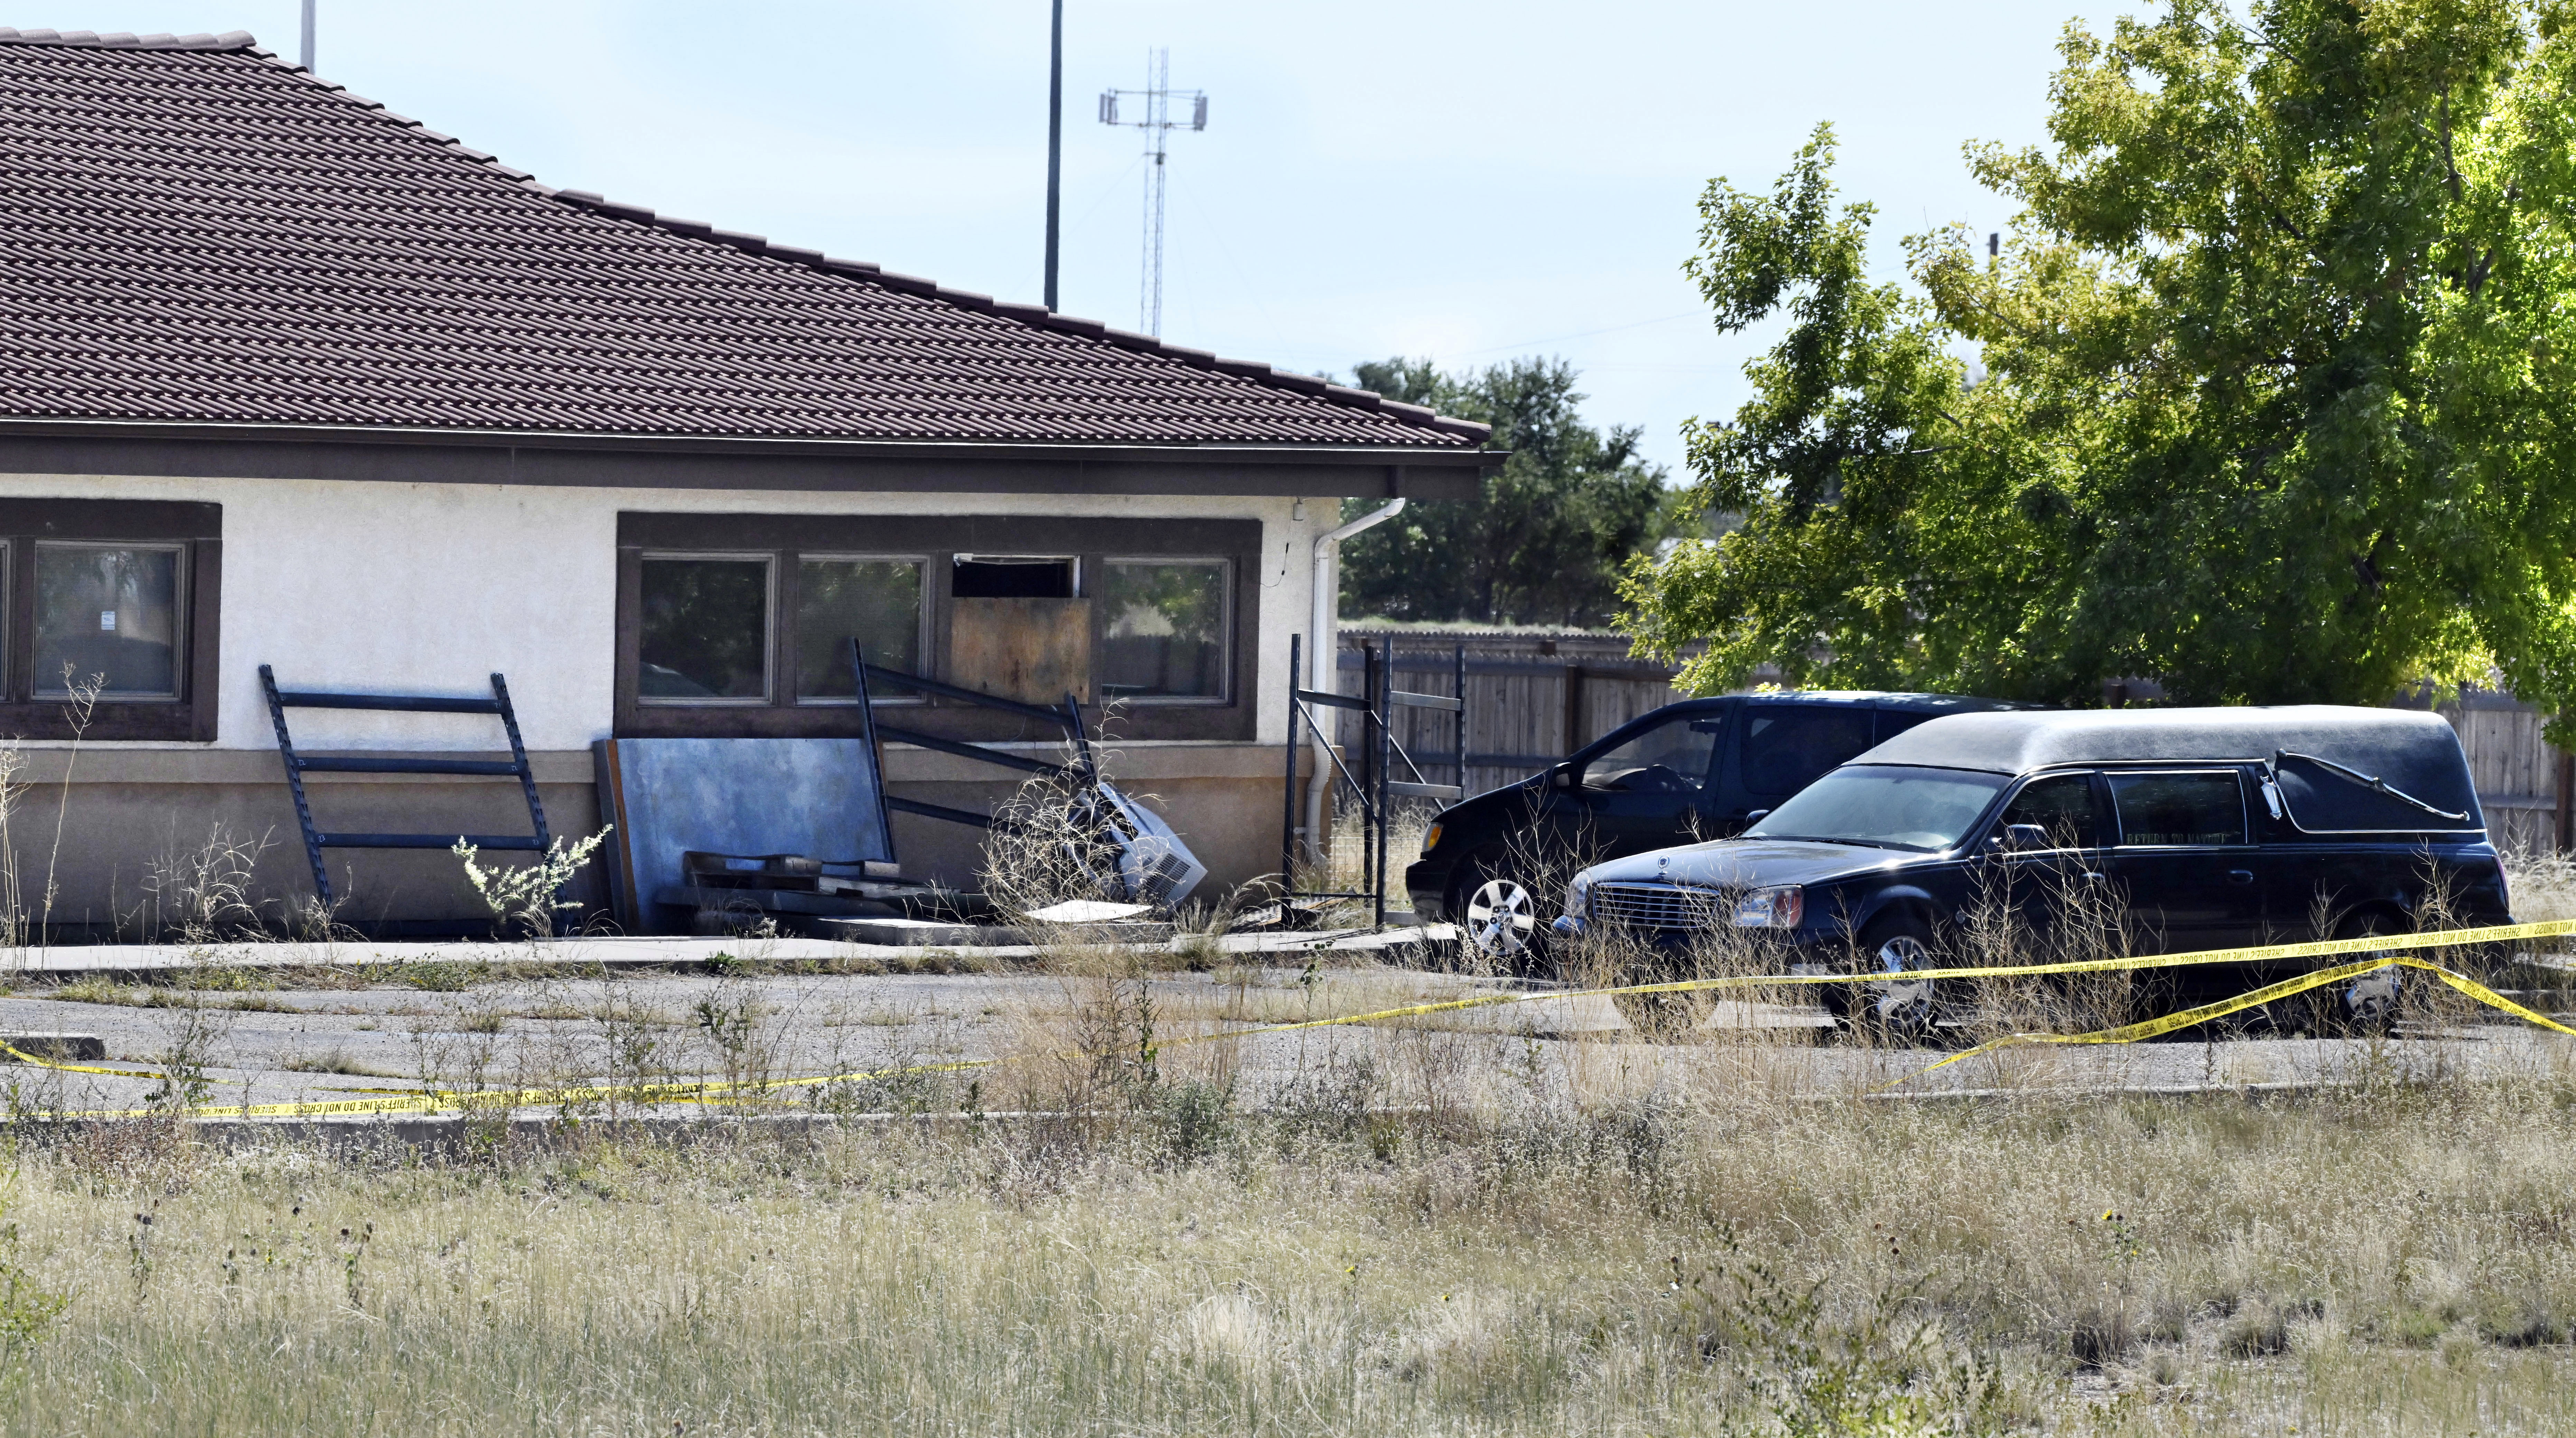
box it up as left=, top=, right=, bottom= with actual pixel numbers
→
left=1404, top=691, right=2029, bottom=962
left=1556, top=706, right=2514, bottom=1034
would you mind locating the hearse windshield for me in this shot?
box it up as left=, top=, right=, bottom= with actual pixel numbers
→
left=1742, top=764, right=2011, bottom=851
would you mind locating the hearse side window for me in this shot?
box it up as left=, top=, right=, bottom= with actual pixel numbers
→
left=1999, top=773, right=2100, bottom=849
left=2108, top=772, right=2247, bottom=847
left=1742, top=706, right=1878, bottom=796
left=1584, top=713, right=1721, bottom=792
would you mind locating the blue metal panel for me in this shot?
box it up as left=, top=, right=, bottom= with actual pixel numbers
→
left=596, top=737, right=897, bottom=932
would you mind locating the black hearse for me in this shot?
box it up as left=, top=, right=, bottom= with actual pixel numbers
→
left=1404, top=691, right=2029, bottom=963
left=1554, top=706, right=2513, bottom=1035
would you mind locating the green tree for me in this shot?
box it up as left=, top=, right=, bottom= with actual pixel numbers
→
left=1339, top=358, right=1677, bottom=627
left=1627, top=0, right=2576, bottom=739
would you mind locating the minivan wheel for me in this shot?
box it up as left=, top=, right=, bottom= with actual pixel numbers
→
left=1453, top=867, right=1546, bottom=973
left=1854, top=919, right=1946, bottom=1048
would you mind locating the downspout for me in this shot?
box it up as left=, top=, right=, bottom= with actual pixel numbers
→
left=1305, top=498, right=1406, bottom=865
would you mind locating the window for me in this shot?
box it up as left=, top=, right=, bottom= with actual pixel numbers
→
left=798, top=558, right=924, bottom=702
left=616, top=513, right=1255, bottom=743
left=2109, top=772, right=2247, bottom=847
left=1745, top=765, right=2010, bottom=851
left=637, top=555, right=770, bottom=703
left=1099, top=560, right=1228, bottom=702
left=0, top=500, right=219, bottom=741
left=35, top=543, right=181, bottom=699
left=2000, top=773, right=2101, bottom=849
left=953, top=555, right=1075, bottom=599
left=1741, top=706, right=1880, bottom=796
left=1584, top=713, right=1722, bottom=793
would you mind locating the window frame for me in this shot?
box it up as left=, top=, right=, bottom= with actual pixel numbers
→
left=0, top=500, right=219, bottom=742
left=32, top=539, right=189, bottom=702
left=613, top=513, right=1259, bottom=743
left=1096, top=555, right=1234, bottom=707
left=1734, top=702, right=1883, bottom=799
left=634, top=550, right=778, bottom=708
left=1577, top=709, right=1722, bottom=792
left=1992, top=769, right=2108, bottom=853
left=793, top=551, right=933, bottom=708
left=950, top=553, right=1080, bottom=599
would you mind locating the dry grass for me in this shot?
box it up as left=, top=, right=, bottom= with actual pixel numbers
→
left=2507, top=848, right=2576, bottom=924
left=0, top=1066, right=2570, bottom=1434
left=0, top=806, right=2562, bottom=1430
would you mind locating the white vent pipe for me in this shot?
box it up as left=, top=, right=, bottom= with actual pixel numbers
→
left=1304, top=498, right=1405, bottom=865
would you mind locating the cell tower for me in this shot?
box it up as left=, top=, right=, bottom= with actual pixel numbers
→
left=1098, top=49, right=1207, bottom=337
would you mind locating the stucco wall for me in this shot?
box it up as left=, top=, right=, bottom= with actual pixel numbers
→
left=0, top=471, right=1349, bottom=928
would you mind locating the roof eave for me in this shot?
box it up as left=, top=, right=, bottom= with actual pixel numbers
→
left=0, top=415, right=1498, bottom=467
left=0, top=416, right=1505, bottom=500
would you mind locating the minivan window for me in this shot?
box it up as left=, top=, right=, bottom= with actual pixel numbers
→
left=1999, top=772, right=2100, bottom=849
left=1742, top=706, right=1879, bottom=796
left=2108, top=772, right=2247, bottom=846
left=1583, top=713, right=1721, bottom=793
left=1743, top=765, right=2010, bottom=850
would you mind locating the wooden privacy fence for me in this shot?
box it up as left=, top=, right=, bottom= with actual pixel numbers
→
left=1329, top=629, right=1698, bottom=802
left=2420, top=688, right=2574, bottom=855
left=1329, top=629, right=2576, bottom=852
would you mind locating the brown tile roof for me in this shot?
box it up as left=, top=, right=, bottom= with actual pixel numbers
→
left=0, top=28, right=1487, bottom=449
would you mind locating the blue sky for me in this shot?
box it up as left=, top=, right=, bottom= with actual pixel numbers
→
left=32, top=1, right=2132, bottom=475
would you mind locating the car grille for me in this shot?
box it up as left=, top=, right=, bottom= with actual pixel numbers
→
left=1590, top=882, right=1727, bottom=933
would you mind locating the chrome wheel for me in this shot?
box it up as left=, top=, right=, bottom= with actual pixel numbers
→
left=1867, top=933, right=1940, bottom=1041
left=2335, top=914, right=2403, bottom=1032
left=2344, top=964, right=2402, bottom=1027
left=1462, top=877, right=1539, bottom=961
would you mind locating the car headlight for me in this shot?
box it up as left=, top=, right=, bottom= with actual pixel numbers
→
left=1731, top=885, right=1805, bottom=929
left=1565, top=870, right=1595, bottom=916
left=1420, top=822, right=1443, bottom=857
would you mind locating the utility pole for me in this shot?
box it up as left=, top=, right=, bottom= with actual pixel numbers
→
left=300, top=0, right=315, bottom=71
left=1098, top=49, right=1206, bottom=337
left=1043, top=0, right=1063, bottom=312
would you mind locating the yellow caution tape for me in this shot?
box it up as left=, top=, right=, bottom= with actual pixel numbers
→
left=6, top=918, right=2569, bottom=1119
left=1876, top=954, right=2576, bottom=1091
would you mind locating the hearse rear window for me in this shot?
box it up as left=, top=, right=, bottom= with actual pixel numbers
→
left=2109, top=772, right=2247, bottom=846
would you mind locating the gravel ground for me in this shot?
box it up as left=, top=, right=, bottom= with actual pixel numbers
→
left=0, top=934, right=2562, bottom=1118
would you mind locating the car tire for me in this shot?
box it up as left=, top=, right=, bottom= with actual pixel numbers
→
left=2330, top=909, right=2405, bottom=1034
left=1849, top=913, right=1948, bottom=1048
left=1449, top=862, right=1551, bottom=977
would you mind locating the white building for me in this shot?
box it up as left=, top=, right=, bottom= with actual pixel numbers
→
left=0, top=28, right=1493, bottom=933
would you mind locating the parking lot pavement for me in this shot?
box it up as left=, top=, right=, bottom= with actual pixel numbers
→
left=0, top=952, right=2561, bottom=1116
left=0, top=924, right=1453, bottom=985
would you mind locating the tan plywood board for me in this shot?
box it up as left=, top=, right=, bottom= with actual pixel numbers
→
left=948, top=598, right=1093, bottom=706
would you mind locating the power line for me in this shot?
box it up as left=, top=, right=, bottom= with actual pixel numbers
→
left=1098, top=48, right=1206, bottom=337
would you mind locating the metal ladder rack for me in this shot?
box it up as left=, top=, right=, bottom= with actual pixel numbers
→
left=851, top=639, right=1094, bottom=833
left=1279, top=636, right=1467, bottom=927
left=260, top=664, right=554, bottom=923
